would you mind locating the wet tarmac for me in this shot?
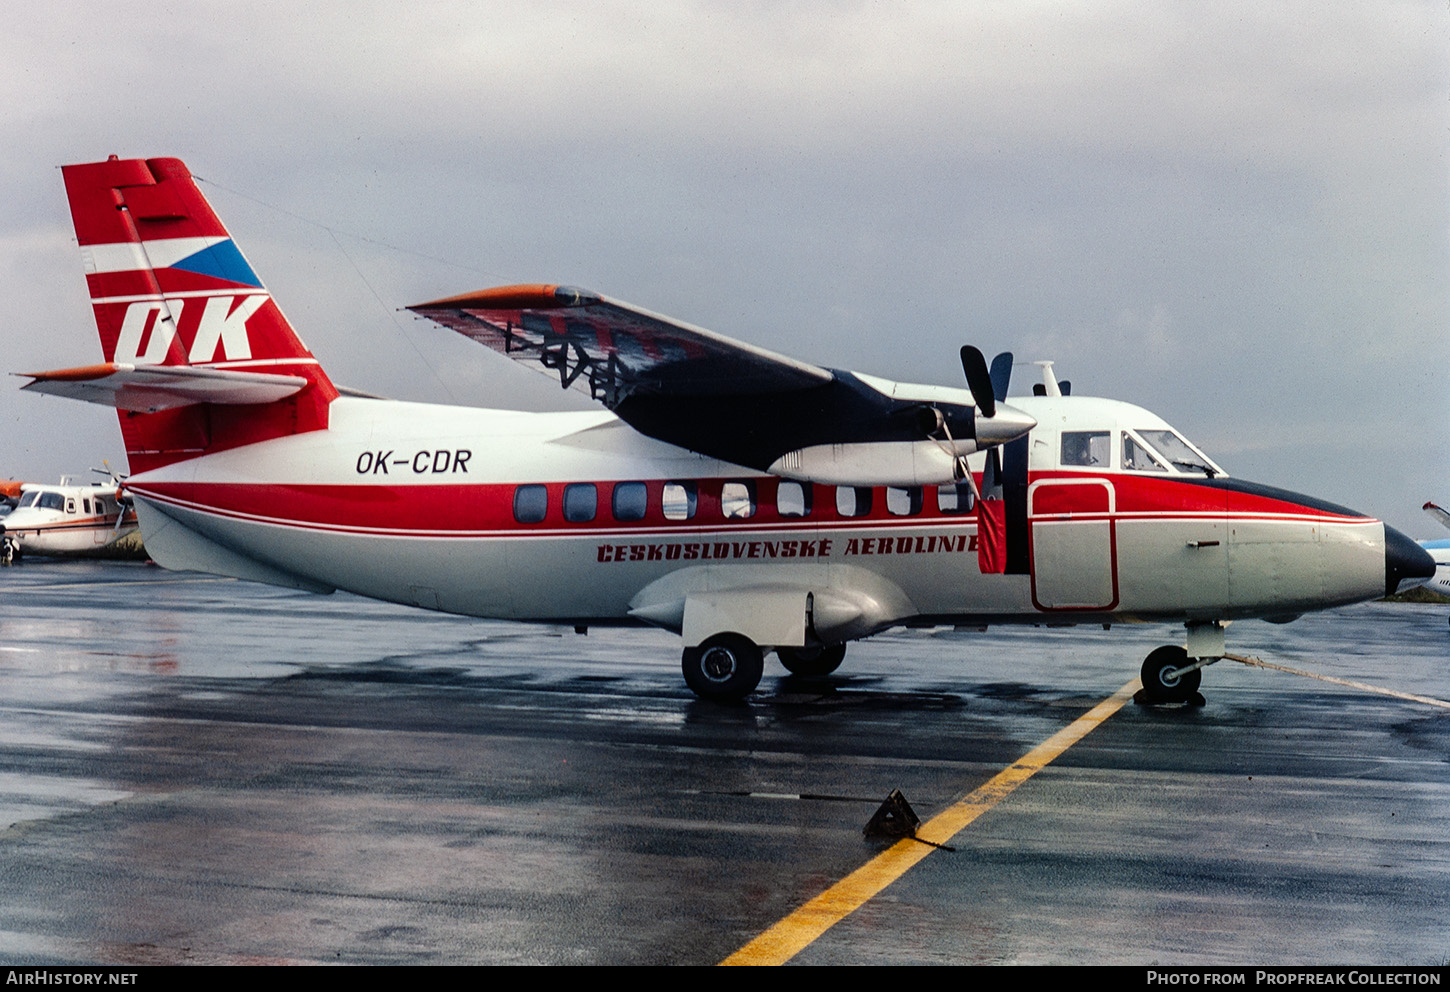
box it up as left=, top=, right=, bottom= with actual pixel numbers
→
left=1, top=560, right=1446, bottom=965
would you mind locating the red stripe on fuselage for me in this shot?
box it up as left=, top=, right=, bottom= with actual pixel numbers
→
left=126, top=472, right=1374, bottom=539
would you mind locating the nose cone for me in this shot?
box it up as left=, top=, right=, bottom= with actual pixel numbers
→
left=1385, top=525, right=1436, bottom=597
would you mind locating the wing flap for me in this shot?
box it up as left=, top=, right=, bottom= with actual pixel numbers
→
left=18, top=363, right=307, bottom=412
left=408, top=284, right=831, bottom=403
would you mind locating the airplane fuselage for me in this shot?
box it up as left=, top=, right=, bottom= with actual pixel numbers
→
left=121, top=393, right=1393, bottom=639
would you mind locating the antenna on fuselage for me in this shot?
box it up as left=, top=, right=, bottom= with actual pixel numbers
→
left=1029, top=360, right=1070, bottom=398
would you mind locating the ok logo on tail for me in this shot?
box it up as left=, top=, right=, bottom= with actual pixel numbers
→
left=112, top=294, right=267, bottom=365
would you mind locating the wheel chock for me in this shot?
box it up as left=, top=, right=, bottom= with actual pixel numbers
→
left=864, top=789, right=920, bottom=839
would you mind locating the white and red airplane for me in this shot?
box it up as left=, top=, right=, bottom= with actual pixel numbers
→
left=0, top=476, right=139, bottom=562
left=18, top=156, right=1435, bottom=703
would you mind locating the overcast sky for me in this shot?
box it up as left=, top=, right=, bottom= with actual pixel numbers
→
left=2, top=2, right=1445, bottom=535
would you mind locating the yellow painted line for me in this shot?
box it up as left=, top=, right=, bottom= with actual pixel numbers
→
left=1224, top=653, right=1450, bottom=711
left=721, top=677, right=1140, bottom=966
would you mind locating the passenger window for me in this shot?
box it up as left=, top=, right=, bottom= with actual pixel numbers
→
left=886, top=487, right=922, bottom=516
left=776, top=481, right=811, bottom=518
left=1122, top=433, right=1167, bottom=473
left=936, top=482, right=975, bottom=515
left=721, top=482, right=756, bottom=519
left=83, top=499, right=92, bottom=514
left=612, top=481, right=648, bottom=521
left=662, top=482, right=697, bottom=521
left=563, top=483, right=597, bottom=522
left=1061, top=431, right=1111, bottom=468
left=836, top=486, right=873, bottom=518
left=513, top=485, right=548, bottom=523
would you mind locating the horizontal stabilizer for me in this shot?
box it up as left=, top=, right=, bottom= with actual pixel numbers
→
left=17, top=363, right=307, bottom=413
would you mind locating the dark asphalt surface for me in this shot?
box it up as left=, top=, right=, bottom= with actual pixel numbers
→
left=1, top=561, right=1446, bottom=965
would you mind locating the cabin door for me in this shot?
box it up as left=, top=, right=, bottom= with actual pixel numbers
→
left=1028, top=479, right=1118, bottom=611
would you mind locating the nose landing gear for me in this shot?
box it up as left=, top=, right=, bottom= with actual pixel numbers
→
left=1140, top=646, right=1205, bottom=705
left=1138, top=621, right=1224, bottom=706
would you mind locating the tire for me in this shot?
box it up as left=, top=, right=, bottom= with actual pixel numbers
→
left=1140, top=645, right=1202, bottom=704
left=776, top=643, right=847, bottom=677
left=682, top=634, right=764, bottom=701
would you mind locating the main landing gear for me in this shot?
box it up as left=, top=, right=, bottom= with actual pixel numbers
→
left=1137, top=621, right=1223, bottom=706
left=681, top=636, right=849, bottom=700
left=682, top=634, right=765, bottom=701
left=776, top=643, right=847, bottom=677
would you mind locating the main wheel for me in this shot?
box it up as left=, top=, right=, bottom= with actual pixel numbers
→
left=776, top=643, right=847, bottom=677
left=682, top=634, right=764, bottom=701
left=1140, top=645, right=1202, bottom=704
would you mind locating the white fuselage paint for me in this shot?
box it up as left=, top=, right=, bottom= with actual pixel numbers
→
left=118, top=394, right=1389, bottom=643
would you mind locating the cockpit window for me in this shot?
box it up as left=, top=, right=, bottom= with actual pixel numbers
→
left=38, top=492, right=65, bottom=511
left=1122, top=432, right=1167, bottom=473
left=19, top=492, right=38, bottom=508
left=1138, top=430, right=1219, bottom=477
left=1061, top=431, right=1110, bottom=468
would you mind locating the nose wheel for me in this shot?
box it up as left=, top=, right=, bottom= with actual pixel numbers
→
left=1139, top=645, right=1204, bottom=705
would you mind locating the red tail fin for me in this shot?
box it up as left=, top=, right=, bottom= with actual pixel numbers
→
left=61, top=156, right=337, bottom=472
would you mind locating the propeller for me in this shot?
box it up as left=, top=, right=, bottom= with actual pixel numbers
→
left=90, top=461, right=131, bottom=536
left=950, top=347, right=1020, bottom=495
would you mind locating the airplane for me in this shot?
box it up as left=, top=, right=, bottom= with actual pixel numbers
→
left=16, top=155, right=1436, bottom=703
left=1420, top=502, right=1450, bottom=601
left=0, top=475, right=140, bottom=563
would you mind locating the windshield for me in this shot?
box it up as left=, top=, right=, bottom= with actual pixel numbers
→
left=19, top=491, right=38, bottom=508
left=1138, top=430, right=1221, bottom=477
left=1122, top=433, right=1167, bottom=473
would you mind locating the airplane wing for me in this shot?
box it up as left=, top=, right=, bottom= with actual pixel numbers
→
left=409, top=284, right=1034, bottom=483
left=407, top=284, right=832, bottom=406
left=1425, top=502, right=1450, bottom=532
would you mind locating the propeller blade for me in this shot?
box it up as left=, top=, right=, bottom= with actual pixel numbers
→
left=959, top=346, right=995, bottom=419
left=981, top=446, right=1003, bottom=499
left=111, top=487, right=129, bottom=535
left=988, top=351, right=1013, bottom=403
